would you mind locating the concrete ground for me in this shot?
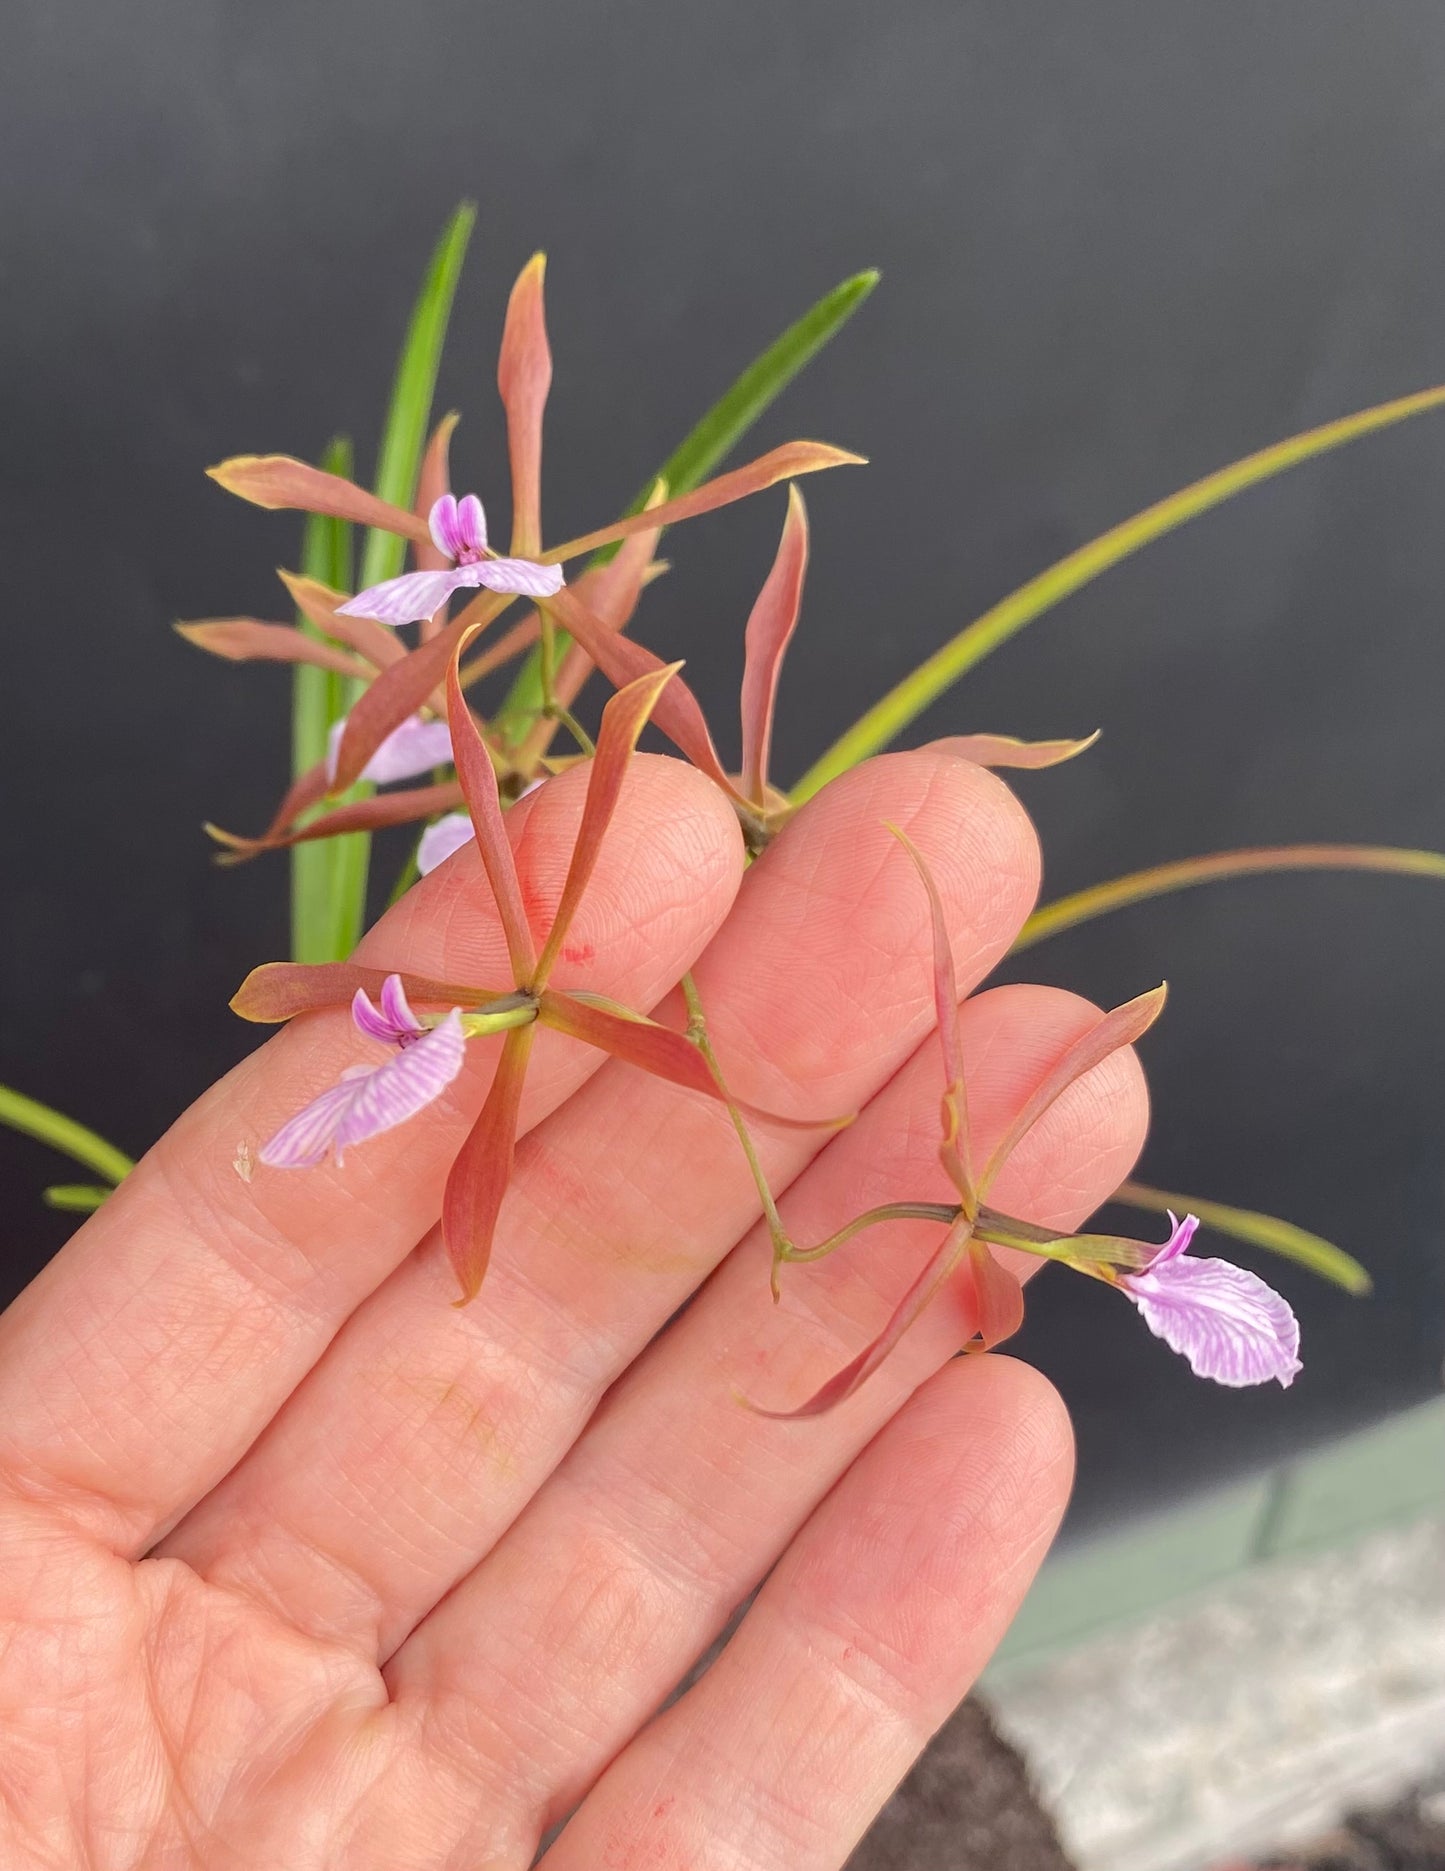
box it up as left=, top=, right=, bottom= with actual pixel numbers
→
left=984, top=1514, right=1445, bottom=1871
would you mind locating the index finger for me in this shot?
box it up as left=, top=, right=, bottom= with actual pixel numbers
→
left=0, top=757, right=743, bottom=1553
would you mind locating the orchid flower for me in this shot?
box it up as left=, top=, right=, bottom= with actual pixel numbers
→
left=755, top=830, right=1301, bottom=1416
left=325, top=712, right=454, bottom=786
left=209, top=254, right=862, bottom=809
left=237, top=663, right=844, bottom=1301
left=336, top=492, right=564, bottom=627
left=1116, top=1211, right=1301, bottom=1386
left=259, top=976, right=466, bottom=1168
left=417, top=811, right=476, bottom=876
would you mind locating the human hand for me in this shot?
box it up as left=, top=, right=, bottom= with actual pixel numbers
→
left=0, top=748, right=1146, bottom=1869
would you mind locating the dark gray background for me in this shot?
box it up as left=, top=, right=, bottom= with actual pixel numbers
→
left=3, top=0, right=1443, bottom=1537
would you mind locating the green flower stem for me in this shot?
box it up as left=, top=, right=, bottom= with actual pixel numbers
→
left=458, top=999, right=539, bottom=1038
left=777, top=1202, right=961, bottom=1265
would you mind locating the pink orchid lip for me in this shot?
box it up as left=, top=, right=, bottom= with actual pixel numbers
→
left=334, top=493, right=564, bottom=626
left=1118, top=1211, right=1302, bottom=1388
left=257, top=977, right=466, bottom=1169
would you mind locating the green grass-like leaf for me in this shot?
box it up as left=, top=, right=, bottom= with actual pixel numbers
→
left=1012, top=844, right=1445, bottom=953
left=291, top=436, right=356, bottom=962
left=495, top=268, right=879, bottom=736
left=1116, top=1180, right=1372, bottom=1295
left=0, top=1083, right=134, bottom=1185
left=294, top=203, right=475, bottom=960
left=43, top=1184, right=113, bottom=1213
left=792, top=383, right=1445, bottom=802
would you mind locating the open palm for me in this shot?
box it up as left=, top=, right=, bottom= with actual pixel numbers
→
left=0, top=749, right=1147, bottom=1869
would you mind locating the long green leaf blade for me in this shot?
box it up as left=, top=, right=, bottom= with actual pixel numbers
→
left=1013, top=844, right=1445, bottom=953
left=304, top=203, right=475, bottom=959
left=495, top=267, right=879, bottom=735
left=43, top=1184, right=113, bottom=1213
left=0, top=1083, right=134, bottom=1184
left=618, top=268, right=880, bottom=535
left=291, top=436, right=355, bottom=961
left=793, top=384, right=1445, bottom=802
left=1116, top=1179, right=1371, bottom=1295
left=358, top=202, right=476, bottom=592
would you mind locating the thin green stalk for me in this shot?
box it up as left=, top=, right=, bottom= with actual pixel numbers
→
left=778, top=1202, right=960, bottom=1265
left=681, top=974, right=793, bottom=1291
left=0, top=1083, right=134, bottom=1184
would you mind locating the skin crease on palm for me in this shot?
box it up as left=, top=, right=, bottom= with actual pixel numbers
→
left=0, top=747, right=1149, bottom=1871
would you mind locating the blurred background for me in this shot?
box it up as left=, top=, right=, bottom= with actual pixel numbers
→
left=2, top=7, right=1443, bottom=1855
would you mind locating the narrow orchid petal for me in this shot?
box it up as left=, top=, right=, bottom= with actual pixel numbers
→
left=497, top=253, right=552, bottom=557
left=330, top=597, right=509, bottom=790
left=326, top=713, right=454, bottom=787
left=537, top=991, right=721, bottom=1101
left=888, top=825, right=973, bottom=1204
left=414, top=413, right=460, bottom=573
left=254, top=760, right=330, bottom=845
left=455, top=493, right=487, bottom=554
left=980, top=986, right=1168, bottom=1195
left=417, top=811, right=477, bottom=876
left=1121, top=1241, right=1302, bottom=1387
left=475, top=555, right=565, bottom=598
left=351, top=987, right=402, bottom=1046
left=538, top=991, right=848, bottom=1129
left=230, top=960, right=504, bottom=1024
left=444, top=1024, right=534, bottom=1302
left=277, top=571, right=407, bottom=668
left=965, top=1238, right=1026, bottom=1348
left=337, top=568, right=466, bottom=627
left=542, top=441, right=865, bottom=563
left=751, top=1216, right=977, bottom=1419
left=350, top=974, right=425, bottom=1045
left=740, top=484, right=809, bottom=805
left=378, top=972, right=423, bottom=1035
left=937, top=731, right=1101, bottom=770
left=544, top=585, right=746, bottom=806
left=533, top=665, right=681, bottom=988
left=428, top=491, right=460, bottom=559
left=206, top=782, right=464, bottom=862
left=207, top=453, right=431, bottom=546
left=174, top=619, right=374, bottom=680
left=259, top=1011, right=466, bottom=1169
left=1146, top=1209, right=1199, bottom=1269
left=446, top=648, right=536, bottom=980
left=514, top=520, right=668, bottom=770
left=458, top=614, right=544, bottom=689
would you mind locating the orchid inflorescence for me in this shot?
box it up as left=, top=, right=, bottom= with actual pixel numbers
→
left=191, top=239, right=1314, bottom=1408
